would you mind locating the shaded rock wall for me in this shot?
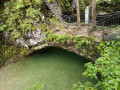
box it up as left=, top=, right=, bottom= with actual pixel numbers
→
left=3, top=24, right=46, bottom=49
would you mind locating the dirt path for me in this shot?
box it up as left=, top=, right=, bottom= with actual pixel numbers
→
left=50, top=22, right=113, bottom=42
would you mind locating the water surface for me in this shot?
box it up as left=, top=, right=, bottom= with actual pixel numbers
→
left=0, top=47, right=93, bottom=90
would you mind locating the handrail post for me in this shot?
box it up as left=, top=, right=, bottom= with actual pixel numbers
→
left=92, top=0, right=96, bottom=28
left=76, top=0, right=80, bottom=25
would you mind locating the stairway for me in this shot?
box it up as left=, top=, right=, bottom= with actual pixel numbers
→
left=44, top=0, right=67, bottom=26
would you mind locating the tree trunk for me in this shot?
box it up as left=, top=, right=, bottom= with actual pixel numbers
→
left=76, top=0, right=80, bottom=25
left=92, top=0, right=96, bottom=28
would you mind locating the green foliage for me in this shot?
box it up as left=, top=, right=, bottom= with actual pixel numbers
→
left=97, top=0, right=120, bottom=12
left=45, top=30, right=68, bottom=44
left=55, top=33, right=67, bottom=43
left=47, top=0, right=54, bottom=3
left=0, top=40, right=24, bottom=62
left=74, top=36, right=96, bottom=56
left=81, top=0, right=91, bottom=8
left=116, top=35, right=120, bottom=39
left=20, top=49, right=30, bottom=56
left=73, top=35, right=81, bottom=43
left=59, top=0, right=73, bottom=12
left=11, top=31, right=21, bottom=39
left=75, top=41, right=120, bottom=90
left=72, top=81, right=97, bottom=90
left=26, top=81, right=44, bottom=90
left=45, top=30, right=56, bottom=42
left=0, top=33, right=29, bottom=62
left=0, top=0, right=44, bottom=33
left=45, top=30, right=97, bottom=57
left=59, top=0, right=92, bottom=13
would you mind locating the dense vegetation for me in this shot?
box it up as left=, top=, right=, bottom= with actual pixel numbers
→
left=0, top=0, right=45, bottom=33
left=73, top=41, right=120, bottom=90
left=0, top=33, right=22, bottom=63
left=97, top=0, right=120, bottom=12
left=0, top=0, right=120, bottom=90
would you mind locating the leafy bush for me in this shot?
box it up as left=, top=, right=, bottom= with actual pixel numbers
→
left=74, top=41, right=120, bottom=90
left=0, top=0, right=44, bottom=33
left=97, top=0, right=120, bottom=12
left=0, top=40, right=23, bottom=62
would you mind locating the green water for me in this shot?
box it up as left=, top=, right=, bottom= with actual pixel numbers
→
left=0, top=47, right=94, bottom=90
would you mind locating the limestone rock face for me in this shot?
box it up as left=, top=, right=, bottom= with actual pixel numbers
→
left=24, top=28, right=46, bottom=46
left=4, top=27, right=46, bottom=49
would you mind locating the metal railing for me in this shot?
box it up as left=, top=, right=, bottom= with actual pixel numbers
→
left=60, top=11, right=120, bottom=40
left=97, top=11, right=120, bottom=40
